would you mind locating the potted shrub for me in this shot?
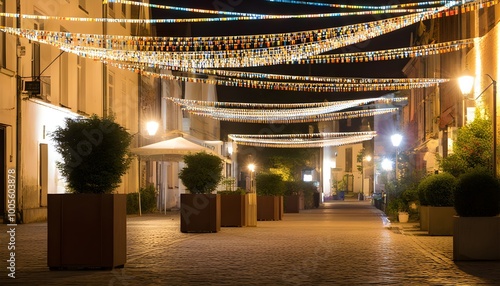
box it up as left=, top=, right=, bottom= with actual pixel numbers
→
left=256, top=173, right=285, bottom=221
left=218, top=177, right=248, bottom=227
left=453, top=168, right=500, bottom=261
left=179, top=151, right=223, bottom=233
left=387, top=198, right=409, bottom=223
left=48, top=115, right=133, bottom=269
left=417, top=173, right=456, bottom=235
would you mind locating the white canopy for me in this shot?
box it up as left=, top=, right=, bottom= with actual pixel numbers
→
left=131, top=136, right=220, bottom=162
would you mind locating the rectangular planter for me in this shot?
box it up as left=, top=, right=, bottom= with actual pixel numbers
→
left=285, top=195, right=300, bottom=213
left=428, top=206, right=455, bottom=236
left=279, top=196, right=284, bottom=220
left=48, top=194, right=127, bottom=269
left=257, top=195, right=280, bottom=221
left=220, top=194, right=246, bottom=227
left=453, top=216, right=500, bottom=261
left=180, top=194, right=220, bottom=233
left=420, top=205, right=429, bottom=231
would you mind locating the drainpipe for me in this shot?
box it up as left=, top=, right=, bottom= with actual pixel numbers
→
left=15, top=0, right=22, bottom=223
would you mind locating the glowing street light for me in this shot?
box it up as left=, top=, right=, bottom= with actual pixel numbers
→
left=458, top=72, right=498, bottom=176
left=391, top=134, right=402, bottom=179
left=248, top=163, right=256, bottom=192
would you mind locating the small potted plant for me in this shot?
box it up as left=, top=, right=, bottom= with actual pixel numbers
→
left=48, top=115, right=133, bottom=269
left=256, top=173, right=285, bottom=221
left=218, top=178, right=248, bottom=227
left=417, top=172, right=456, bottom=235
left=453, top=168, right=500, bottom=260
left=179, top=151, right=223, bottom=233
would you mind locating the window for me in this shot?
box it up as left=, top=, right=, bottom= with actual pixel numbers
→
left=79, top=0, right=87, bottom=13
left=107, top=71, right=115, bottom=117
left=77, top=56, right=86, bottom=113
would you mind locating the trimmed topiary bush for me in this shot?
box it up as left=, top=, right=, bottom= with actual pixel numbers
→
left=417, top=173, right=456, bottom=207
left=127, top=184, right=157, bottom=214
left=179, top=152, right=224, bottom=194
left=455, top=168, right=500, bottom=217
left=256, top=173, right=285, bottom=196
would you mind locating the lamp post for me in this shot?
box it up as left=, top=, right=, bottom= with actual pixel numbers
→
left=248, top=163, right=256, bottom=192
left=459, top=73, right=498, bottom=176
left=391, top=134, right=403, bottom=179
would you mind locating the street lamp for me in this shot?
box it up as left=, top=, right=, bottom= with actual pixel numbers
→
left=146, top=121, right=159, bottom=136
left=248, top=163, right=256, bottom=192
left=458, top=73, right=498, bottom=176
left=391, top=134, right=403, bottom=179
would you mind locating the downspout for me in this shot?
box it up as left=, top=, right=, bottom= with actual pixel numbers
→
left=102, top=3, right=108, bottom=117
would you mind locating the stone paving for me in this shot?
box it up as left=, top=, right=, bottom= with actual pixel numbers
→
left=1, top=200, right=500, bottom=285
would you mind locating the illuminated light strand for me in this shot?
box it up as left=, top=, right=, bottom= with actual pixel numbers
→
left=266, top=0, right=448, bottom=9
left=186, top=108, right=398, bottom=123
left=1, top=11, right=433, bottom=54
left=113, top=0, right=446, bottom=12
left=167, top=97, right=406, bottom=108
left=42, top=14, right=428, bottom=69
left=300, top=38, right=476, bottom=64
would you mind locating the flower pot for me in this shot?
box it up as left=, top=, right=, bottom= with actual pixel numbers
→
left=180, top=194, right=221, bottom=233
left=285, top=195, right=300, bottom=213
left=428, top=206, right=455, bottom=236
left=47, top=194, right=127, bottom=270
left=398, top=212, right=409, bottom=223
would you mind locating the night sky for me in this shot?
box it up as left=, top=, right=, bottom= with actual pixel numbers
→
left=151, top=0, right=420, bottom=136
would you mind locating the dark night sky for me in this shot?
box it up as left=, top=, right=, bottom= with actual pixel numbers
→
left=151, top=0, right=420, bottom=136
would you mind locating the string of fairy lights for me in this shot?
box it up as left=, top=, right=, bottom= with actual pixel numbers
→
left=1, top=0, right=493, bottom=146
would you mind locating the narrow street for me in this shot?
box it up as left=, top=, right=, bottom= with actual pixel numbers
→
left=2, top=200, right=500, bottom=285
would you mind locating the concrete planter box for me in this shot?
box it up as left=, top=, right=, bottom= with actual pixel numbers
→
left=180, top=194, right=220, bottom=233
left=246, top=193, right=257, bottom=227
left=220, top=194, right=246, bottom=227
left=257, top=195, right=280, bottom=221
left=284, top=195, right=301, bottom=213
left=428, top=206, right=455, bottom=236
left=420, top=205, right=429, bottom=231
left=453, top=216, right=500, bottom=261
left=47, top=194, right=127, bottom=270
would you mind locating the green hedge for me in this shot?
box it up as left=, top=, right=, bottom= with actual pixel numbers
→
left=417, top=173, right=456, bottom=207
left=127, top=184, right=157, bottom=214
left=455, top=168, right=500, bottom=217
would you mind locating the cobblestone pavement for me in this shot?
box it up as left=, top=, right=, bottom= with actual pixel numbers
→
left=1, top=200, right=500, bottom=285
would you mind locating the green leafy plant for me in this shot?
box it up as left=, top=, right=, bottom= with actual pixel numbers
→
left=454, top=167, right=500, bottom=217
left=179, top=152, right=224, bottom=194
left=256, top=173, right=285, bottom=196
left=50, top=115, right=133, bottom=194
left=127, top=184, right=157, bottom=214
left=417, top=173, right=456, bottom=207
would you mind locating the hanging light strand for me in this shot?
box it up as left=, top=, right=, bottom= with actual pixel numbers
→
left=265, top=0, right=448, bottom=9
left=1, top=8, right=440, bottom=53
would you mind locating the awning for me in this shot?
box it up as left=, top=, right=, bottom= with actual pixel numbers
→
left=131, top=136, right=221, bottom=162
